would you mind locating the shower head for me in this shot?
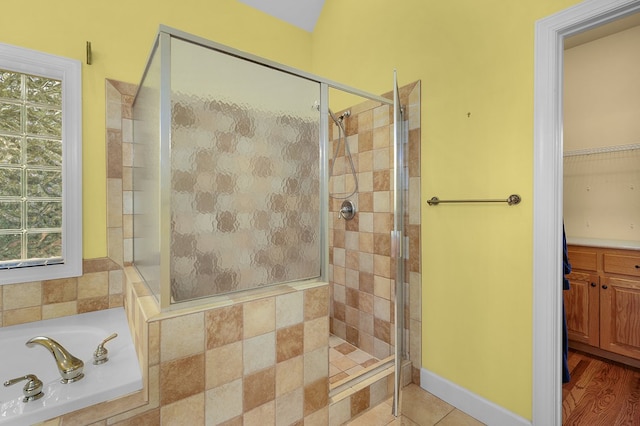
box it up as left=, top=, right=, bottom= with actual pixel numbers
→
left=338, top=110, right=351, bottom=121
left=329, top=109, right=351, bottom=125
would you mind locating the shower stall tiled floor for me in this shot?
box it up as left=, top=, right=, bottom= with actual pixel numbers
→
left=329, top=334, right=381, bottom=384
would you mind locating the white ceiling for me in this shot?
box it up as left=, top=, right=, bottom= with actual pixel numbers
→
left=237, top=0, right=326, bottom=32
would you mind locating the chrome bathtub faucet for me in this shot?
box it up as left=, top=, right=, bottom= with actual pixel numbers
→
left=25, top=336, right=84, bottom=383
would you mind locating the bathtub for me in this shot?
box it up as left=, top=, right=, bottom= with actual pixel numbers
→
left=0, top=308, right=142, bottom=425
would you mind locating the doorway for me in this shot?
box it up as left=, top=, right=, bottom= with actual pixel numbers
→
left=533, top=0, right=640, bottom=424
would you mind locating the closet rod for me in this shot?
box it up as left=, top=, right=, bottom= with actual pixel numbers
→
left=427, top=194, right=521, bottom=206
left=564, top=143, right=640, bottom=157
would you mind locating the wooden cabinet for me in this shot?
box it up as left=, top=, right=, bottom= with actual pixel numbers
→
left=565, top=245, right=640, bottom=365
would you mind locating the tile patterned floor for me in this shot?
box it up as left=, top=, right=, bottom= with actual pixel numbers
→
left=330, top=334, right=485, bottom=425
left=329, top=334, right=380, bottom=384
left=344, top=384, right=486, bottom=426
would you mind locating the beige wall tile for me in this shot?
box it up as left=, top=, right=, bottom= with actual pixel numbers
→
left=275, top=291, right=303, bottom=329
left=373, top=254, right=391, bottom=279
left=78, top=272, right=109, bottom=299
left=243, top=297, right=275, bottom=338
left=373, top=125, right=390, bottom=150
left=373, top=276, right=391, bottom=300
left=218, top=416, right=243, bottom=426
left=244, top=332, right=275, bottom=374
left=42, top=301, right=77, bottom=320
left=332, top=247, right=345, bottom=267
left=350, top=386, right=371, bottom=418
left=358, top=253, right=374, bottom=274
left=159, top=353, right=205, bottom=406
left=275, top=387, right=303, bottom=426
left=160, top=312, right=204, bottom=362
left=3, top=281, right=41, bottom=310
left=243, top=401, right=275, bottom=426
left=3, top=306, right=41, bottom=326
left=148, top=321, right=160, bottom=366
left=206, top=378, right=242, bottom=425
left=243, top=366, right=275, bottom=412
left=276, top=355, right=303, bottom=397
left=107, top=178, right=123, bottom=228
left=305, top=406, right=329, bottom=426
left=206, top=305, right=243, bottom=349
left=304, top=317, right=329, bottom=353
left=42, top=278, right=77, bottom=304
left=122, top=142, right=133, bottom=168
left=359, top=293, right=373, bottom=315
left=358, top=110, right=373, bottom=133
left=358, top=150, right=373, bottom=173
left=303, top=378, right=328, bottom=417
left=109, top=270, right=124, bottom=295
left=304, top=347, right=328, bottom=385
left=373, top=105, right=390, bottom=128
left=160, top=393, right=204, bottom=426
left=276, top=324, right=303, bottom=363
left=108, top=228, right=124, bottom=267
left=78, top=296, right=109, bottom=313
left=206, top=341, right=242, bottom=389
left=304, top=286, right=329, bottom=321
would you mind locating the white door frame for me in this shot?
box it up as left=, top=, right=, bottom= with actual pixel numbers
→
left=533, top=0, right=640, bottom=424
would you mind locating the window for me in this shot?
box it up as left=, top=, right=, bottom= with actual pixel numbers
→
left=0, top=43, right=81, bottom=285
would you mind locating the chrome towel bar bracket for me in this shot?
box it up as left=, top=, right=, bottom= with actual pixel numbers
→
left=427, top=194, right=521, bottom=206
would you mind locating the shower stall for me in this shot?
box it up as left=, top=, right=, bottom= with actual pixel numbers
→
left=132, top=26, right=419, bottom=415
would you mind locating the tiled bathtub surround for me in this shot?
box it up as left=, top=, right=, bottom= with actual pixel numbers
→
left=329, top=82, right=421, bottom=380
left=0, top=258, right=124, bottom=327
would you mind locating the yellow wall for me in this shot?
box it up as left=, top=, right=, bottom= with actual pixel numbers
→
left=312, top=0, right=580, bottom=419
left=1, top=0, right=591, bottom=420
left=0, top=0, right=313, bottom=259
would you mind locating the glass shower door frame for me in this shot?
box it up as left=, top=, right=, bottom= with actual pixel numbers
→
left=392, top=70, right=406, bottom=417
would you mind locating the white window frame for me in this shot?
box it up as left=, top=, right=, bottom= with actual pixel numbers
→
left=0, top=43, right=82, bottom=285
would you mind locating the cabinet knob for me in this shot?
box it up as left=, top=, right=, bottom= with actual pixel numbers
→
left=590, top=282, right=596, bottom=287
left=635, top=265, right=639, bottom=269
left=602, top=285, right=608, bottom=290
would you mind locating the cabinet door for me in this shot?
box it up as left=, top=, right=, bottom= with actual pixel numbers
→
left=564, top=271, right=599, bottom=346
left=600, top=276, right=640, bottom=360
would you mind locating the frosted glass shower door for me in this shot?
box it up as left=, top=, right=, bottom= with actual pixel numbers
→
left=168, top=37, right=322, bottom=302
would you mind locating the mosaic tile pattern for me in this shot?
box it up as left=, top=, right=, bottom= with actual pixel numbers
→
left=169, top=94, right=320, bottom=302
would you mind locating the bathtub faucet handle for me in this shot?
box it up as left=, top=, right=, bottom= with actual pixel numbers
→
left=94, top=333, right=118, bottom=365
left=4, top=374, right=44, bottom=402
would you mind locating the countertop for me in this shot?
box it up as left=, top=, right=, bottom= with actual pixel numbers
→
left=567, top=237, right=640, bottom=251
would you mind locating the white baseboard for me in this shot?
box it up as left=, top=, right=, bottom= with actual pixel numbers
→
left=420, top=368, right=531, bottom=426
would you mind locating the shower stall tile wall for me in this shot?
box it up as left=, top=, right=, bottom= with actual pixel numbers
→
left=329, top=81, right=421, bottom=376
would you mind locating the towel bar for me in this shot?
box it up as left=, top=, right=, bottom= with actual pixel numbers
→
left=427, top=194, right=521, bottom=206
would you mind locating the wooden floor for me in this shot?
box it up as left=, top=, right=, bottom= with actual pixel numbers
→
left=563, top=350, right=640, bottom=425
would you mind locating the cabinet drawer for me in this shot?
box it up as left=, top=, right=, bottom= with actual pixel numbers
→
left=567, top=247, right=597, bottom=272
left=604, top=253, right=640, bottom=277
